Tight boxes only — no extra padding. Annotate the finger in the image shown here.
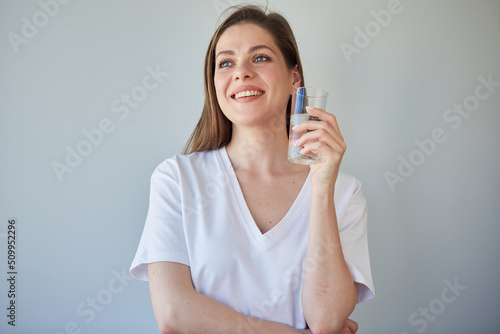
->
[292,113,342,146]
[295,126,344,146]
[345,319,359,333]
[293,121,337,145]
[336,322,351,334]
[306,107,344,140]
[295,128,346,154]
[300,137,346,162]
[292,111,336,135]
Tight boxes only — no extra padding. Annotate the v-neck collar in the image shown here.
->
[217,146,311,248]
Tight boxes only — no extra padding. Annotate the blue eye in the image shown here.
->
[255,55,269,62]
[218,60,232,68]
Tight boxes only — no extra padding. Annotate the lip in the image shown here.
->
[230,85,265,99]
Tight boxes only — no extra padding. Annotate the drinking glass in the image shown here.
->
[288,87,328,165]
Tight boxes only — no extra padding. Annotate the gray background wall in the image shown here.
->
[1,0,499,333]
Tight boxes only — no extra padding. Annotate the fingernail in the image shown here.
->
[306,106,314,112]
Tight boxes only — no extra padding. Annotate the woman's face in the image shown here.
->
[214,23,301,128]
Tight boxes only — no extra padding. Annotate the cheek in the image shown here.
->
[266,67,293,96]
[214,72,228,96]
[265,65,292,87]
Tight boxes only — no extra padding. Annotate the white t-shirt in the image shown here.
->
[130,147,374,329]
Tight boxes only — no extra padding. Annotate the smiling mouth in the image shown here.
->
[231,90,265,99]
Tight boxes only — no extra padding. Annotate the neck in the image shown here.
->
[226,123,304,175]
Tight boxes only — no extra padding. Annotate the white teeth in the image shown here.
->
[234,90,264,99]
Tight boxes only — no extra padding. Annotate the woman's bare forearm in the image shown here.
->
[295,107,357,333]
[301,186,357,334]
[148,262,308,334]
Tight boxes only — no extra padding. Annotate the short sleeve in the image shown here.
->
[129,161,189,281]
[338,178,375,303]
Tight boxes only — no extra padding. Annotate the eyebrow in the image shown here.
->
[215,45,276,59]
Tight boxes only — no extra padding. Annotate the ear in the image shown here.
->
[290,65,302,93]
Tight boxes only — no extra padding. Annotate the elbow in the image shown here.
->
[308,318,344,334]
[305,284,358,334]
[157,321,178,334]
[157,324,178,334]
[306,303,356,334]
[156,306,183,334]
[304,299,357,334]
[158,322,180,334]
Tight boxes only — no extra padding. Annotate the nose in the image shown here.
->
[234,62,254,81]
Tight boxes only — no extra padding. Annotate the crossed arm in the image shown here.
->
[149,262,310,334]
[148,262,358,334]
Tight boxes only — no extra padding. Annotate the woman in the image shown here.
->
[130,5,374,333]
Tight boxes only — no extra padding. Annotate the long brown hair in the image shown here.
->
[182,5,305,154]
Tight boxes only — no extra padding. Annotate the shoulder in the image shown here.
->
[151,149,222,183]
